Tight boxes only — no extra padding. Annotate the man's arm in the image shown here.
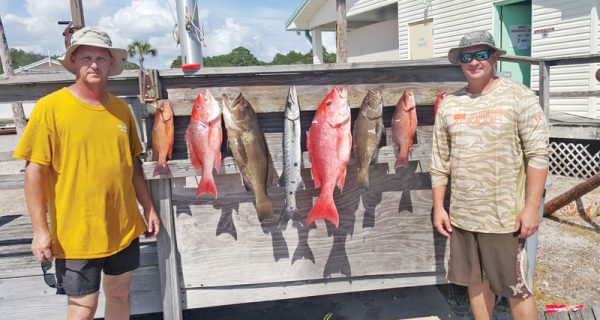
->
[132,157,160,237]
[24,162,53,262]
[513,166,547,239]
[432,185,452,237]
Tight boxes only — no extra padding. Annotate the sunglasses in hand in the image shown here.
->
[459,49,494,64]
[41,261,57,288]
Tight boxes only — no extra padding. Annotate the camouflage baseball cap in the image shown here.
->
[448,30,506,65]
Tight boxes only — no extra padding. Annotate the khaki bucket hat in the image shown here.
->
[58,27,128,76]
[447,30,506,65]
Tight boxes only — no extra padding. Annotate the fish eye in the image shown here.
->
[326,100,332,107]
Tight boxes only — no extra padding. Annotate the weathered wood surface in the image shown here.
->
[151,178,183,320]
[151,82,462,115]
[540,306,600,320]
[183,273,447,309]
[0,59,464,103]
[0,210,161,317]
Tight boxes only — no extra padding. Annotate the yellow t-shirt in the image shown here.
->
[13,88,148,259]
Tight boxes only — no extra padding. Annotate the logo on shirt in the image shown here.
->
[117,124,128,133]
[452,110,502,127]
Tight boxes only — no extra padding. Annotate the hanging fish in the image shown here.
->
[306,86,352,227]
[152,100,174,177]
[433,91,446,122]
[222,93,276,222]
[391,90,418,169]
[185,89,223,198]
[352,90,384,190]
[278,86,305,229]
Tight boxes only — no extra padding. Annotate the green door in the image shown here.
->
[498,0,532,87]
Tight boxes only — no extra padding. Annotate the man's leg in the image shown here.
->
[102,271,133,320]
[509,296,537,320]
[468,280,495,320]
[67,292,100,320]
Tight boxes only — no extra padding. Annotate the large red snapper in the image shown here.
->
[152,100,175,177]
[306,86,352,227]
[391,90,418,169]
[185,89,223,198]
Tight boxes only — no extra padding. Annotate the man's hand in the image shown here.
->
[144,208,160,238]
[31,230,53,262]
[513,205,540,239]
[433,207,453,237]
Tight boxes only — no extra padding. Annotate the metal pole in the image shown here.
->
[175,0,203,69]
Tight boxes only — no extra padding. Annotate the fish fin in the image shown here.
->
[152,148,158,161]
[395,156,409,169]
[230,135,248,164]
[266,151,278,185]
[298,178,306,190]
[306,194,339,227]
[255,198,275,222]
[213,149,222,174]
[277,205,296,231]
[357,166,370,190]
[186,133,203,171]
[241,176,252,191]
[153,163,172,177]
[278,174,285,187]
[197,174,217,199]
[312,168,321,188]
[337,166,347,192]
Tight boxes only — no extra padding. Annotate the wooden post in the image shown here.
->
[539,61,550,119]
[70,0,85,29]
[336,0,348,63]
[151,179,183,320]
[0,17,27,137]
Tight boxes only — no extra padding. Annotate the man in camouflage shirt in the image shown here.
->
[431,30,549,319]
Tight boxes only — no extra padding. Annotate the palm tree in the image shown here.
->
[127,40,157,70]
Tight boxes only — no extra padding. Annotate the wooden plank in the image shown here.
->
[543,311,572,320]
[574,307,596,320]
[0,265,161,319]
[0,151,15,162]
[174,162,446,288]
[0,173,25,190]
[0,70,140,103]
[544,53,600,66]
[592,305,600,320]
[154,82,463,115]
[151,178,183,320]
[539,61,550,120]
[182,273,447,309]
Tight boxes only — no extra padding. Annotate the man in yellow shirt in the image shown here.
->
[14,27,160,319]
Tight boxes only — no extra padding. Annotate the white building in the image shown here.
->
[286,0,600,119]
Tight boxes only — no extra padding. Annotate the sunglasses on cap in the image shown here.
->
[459,49,495,64]
[41,261,57,288]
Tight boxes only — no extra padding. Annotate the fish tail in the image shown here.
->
[395,145,410,169]
[277,206,299,231]
[357,166,370,190]
[256,197,275,222]
[395,157,409,169]
[197,174,218,198]
[153,163,172,177]
[306,194,339,227]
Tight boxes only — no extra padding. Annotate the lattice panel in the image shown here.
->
[550,142,600,179]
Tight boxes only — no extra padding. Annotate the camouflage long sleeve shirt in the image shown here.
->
[430,78,550,233]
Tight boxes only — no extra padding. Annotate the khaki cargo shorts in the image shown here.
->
[447,227,533,299]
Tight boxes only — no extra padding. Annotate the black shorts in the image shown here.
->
[54,238,140,296]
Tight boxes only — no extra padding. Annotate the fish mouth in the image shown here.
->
[335,86,348,99]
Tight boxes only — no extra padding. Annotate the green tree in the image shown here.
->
[126,41,157,70]
[171,56,182,68]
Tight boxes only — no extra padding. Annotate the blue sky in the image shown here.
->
[0,0,335,68]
